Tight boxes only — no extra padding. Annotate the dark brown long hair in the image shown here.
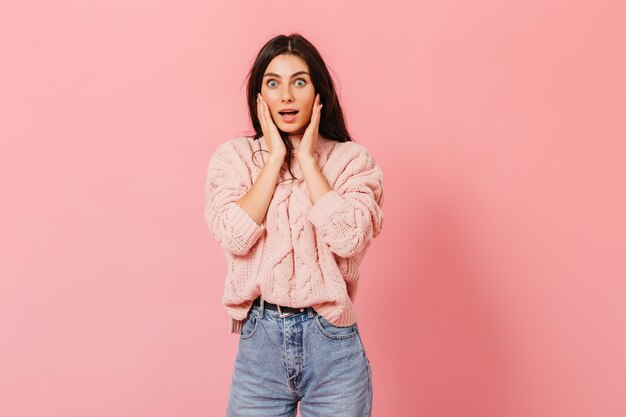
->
[244,33,353,180]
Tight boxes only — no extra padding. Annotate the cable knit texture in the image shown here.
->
[203,134,384,333]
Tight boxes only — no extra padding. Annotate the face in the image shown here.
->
[260,54,316,136]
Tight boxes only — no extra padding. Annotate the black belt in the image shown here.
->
[252,297,309,317]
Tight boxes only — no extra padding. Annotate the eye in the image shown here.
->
[267,80,278,88]
[295,79,306,87]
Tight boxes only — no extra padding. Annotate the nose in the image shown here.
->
[280,85,294,102]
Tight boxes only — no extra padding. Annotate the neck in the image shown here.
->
[288,134,303,151]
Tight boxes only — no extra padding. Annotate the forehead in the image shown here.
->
[264,54,309,76]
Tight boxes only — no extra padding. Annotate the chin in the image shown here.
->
[279,124,304,134]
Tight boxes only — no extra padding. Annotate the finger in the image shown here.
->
[311,94,317,117]
[314,96,322,126]
[263,99,276,129]
[256,93,262,121]
[262,98,271,124]
[257,94,267,133]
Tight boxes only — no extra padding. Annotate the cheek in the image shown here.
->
[261,96,278,113]
[260,89,278,104]
[304,104,314,120]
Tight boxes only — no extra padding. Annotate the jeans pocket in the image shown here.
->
[315,314,358,339]
[240,314,259,339]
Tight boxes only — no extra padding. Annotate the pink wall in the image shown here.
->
[1,1,625,416]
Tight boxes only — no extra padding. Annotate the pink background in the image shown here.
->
[1,1,625,416]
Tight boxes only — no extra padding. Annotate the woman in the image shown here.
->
[203,33,384,417]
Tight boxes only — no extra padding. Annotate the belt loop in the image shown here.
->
[307,307,316,319]
[259,297,265,318]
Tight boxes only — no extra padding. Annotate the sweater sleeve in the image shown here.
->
[203,140,265,256]
[307,145,384,258]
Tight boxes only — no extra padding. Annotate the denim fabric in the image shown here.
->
[226,298,373,417]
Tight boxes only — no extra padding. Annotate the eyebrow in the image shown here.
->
[263,71,310,79]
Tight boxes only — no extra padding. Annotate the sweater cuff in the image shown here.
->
[307,190,346,228]
[230,317,244,334]
[228,202,265,240]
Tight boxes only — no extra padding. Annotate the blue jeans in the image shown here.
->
[226,299,373,416]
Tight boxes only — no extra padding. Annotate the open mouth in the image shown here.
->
[278,110,299,123]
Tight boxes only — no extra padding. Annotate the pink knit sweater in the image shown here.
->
[203,134,384,333]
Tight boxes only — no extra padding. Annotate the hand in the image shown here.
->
[257,93,286,159]
[295,93,323,162]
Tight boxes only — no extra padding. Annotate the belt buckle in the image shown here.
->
[276,304,295,319]
[276,304,304,319]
